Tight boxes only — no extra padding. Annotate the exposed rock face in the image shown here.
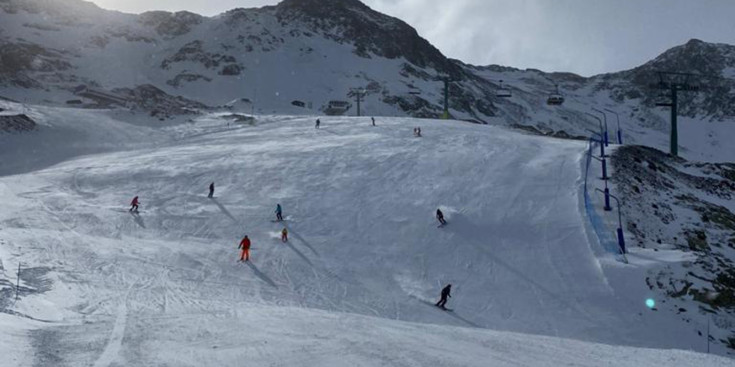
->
[0,41,72,88]
[166,73,212,88]
[612,145,735,351]
[0,114,36,133]
[593,39,735,119]
[161,41,237,70]
[275,0,458,74]
[139,11,204,37]
[111,84,207,117]
[219,64,243,76]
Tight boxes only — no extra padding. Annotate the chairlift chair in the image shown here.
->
[496,80,512,98]
[546,84,564,106]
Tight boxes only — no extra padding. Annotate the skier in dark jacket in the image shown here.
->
[275,203,283,222]
[436,208,446,226]
[129,196,140,212]
[315,119,321,129]
[208,182,215,198]
[435,284,452,309]
[371,117,375,126]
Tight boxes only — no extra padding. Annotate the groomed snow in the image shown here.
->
[0,104,731,365]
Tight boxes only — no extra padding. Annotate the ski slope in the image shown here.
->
[0,104,730,365]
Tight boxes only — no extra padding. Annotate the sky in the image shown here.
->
[89,0,735,77]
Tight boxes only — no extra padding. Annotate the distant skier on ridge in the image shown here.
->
[129,196,140,213]
[208,182,215,198]
[371,117,375,126]
[238,235,251,262]
[315,119,321,129]
[436,208,446,226]
[275,203,283,222]
[435,284,451,310]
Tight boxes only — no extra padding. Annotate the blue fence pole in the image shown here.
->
[604,187,612,211]
[617,227,626,254]
[595,188,626,255]
[592,108,609,147]
[604,108,622,145]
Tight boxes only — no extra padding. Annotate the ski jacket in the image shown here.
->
[436,210,444,219]
[441,285,451,298]
[239,237,251,249]
[282,228,288,235]
[275,205,282,214]
[131,197,139,205]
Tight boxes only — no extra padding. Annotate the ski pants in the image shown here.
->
[240,248,249,261]
[436,296,448,308]
[130,204,138,212]
[276,213,283,221]
[208,190,214,198]
[282,234,288,242]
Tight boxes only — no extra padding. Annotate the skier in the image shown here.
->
[435,284,452,310]
[371,117,375,126]
[436,208,446,226]
[315,119,321,129]
[275,203,283,222]
[281,228,288,242]
[208,182,215,198]
[238,235,251,262]
[129,196,140,213]
[414,127,422,137]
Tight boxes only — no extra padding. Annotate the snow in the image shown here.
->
[1,104,732,364]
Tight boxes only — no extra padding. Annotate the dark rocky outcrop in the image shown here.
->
[112,84,208,117]
[0,114,37,133]
[139,11,203,37]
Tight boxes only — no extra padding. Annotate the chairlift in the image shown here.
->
[546,84,564,106]
[496,80,511,98]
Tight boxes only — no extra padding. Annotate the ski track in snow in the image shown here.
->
[0,110,731,365]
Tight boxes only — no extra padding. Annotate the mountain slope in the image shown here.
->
[1,100,732,363]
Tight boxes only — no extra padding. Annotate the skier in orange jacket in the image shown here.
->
[281,228,288,242]
[238,235,251,262]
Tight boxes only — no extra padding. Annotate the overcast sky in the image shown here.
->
[89,0,735,76]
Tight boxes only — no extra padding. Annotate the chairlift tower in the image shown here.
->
[443,77,451,119]
[651,71,700,157]
[349,88,367,117]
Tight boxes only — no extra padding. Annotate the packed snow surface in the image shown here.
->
[0,104,731,365]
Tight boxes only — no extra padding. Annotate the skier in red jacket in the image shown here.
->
[129,196,140,212]
[238,235,251,262]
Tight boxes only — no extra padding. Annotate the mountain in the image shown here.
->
[1,0,735,153]
[0,0,499,121]
[592,39,735,119]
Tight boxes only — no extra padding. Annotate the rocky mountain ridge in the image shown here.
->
[0,0,733,142]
